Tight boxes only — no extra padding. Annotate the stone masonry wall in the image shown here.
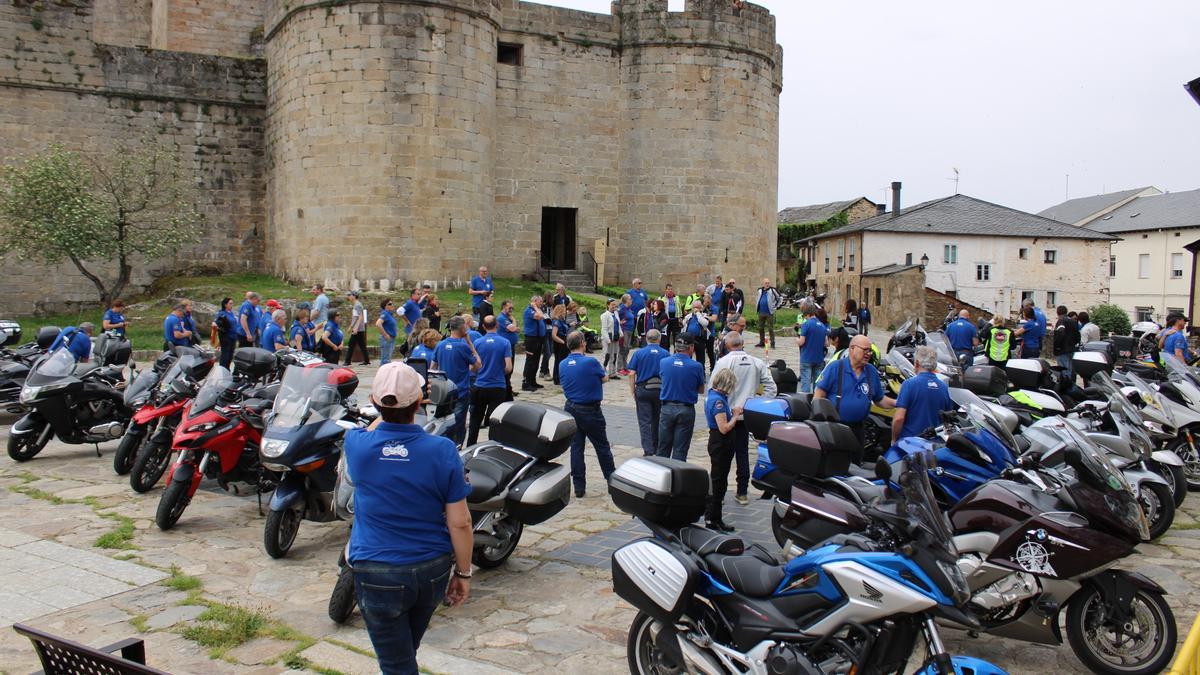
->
[159,0,266,57]
[92,0,150,47]
[0,0,266,315]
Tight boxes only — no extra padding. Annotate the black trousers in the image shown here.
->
[343,331,369,365]
[238,336,254,349]
[539,333,553,374]
[552,341,570,384]
[665,319,681,352]
[467,386,507,446]
[218,336,236,369]
[522,336,543,386]
[706,429,738,523]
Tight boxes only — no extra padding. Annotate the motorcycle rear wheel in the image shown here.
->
[328,567,357,624]
[112,423,146,475]
[156,476,192,531]
[1147,459,1187,507]
[1139,482,1175,540]
[1066,584,1175,675]
[1164,432,1200,490]
[130,443,172,493]
[7,419,52,462]
[627,612,684,675]
[472,519,523,568]
[264,506,303,559]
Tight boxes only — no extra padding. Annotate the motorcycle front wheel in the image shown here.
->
[1164,431,1200,490]
[156,473,193,531]
[472,519,523,568]
[328,566,357,624]
[7,417,52,462]
[1147,459,1187,507]
[112,423,146,475]
[130,442,172,493]
[627,612,684,675]
[1066,584,1176,675]
[264,505,303,559]
[1138,482,1175,540]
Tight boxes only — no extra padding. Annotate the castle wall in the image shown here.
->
[157,0,265,57]
[0,1,266,315]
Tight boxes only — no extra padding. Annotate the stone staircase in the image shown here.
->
[543,269,594,293]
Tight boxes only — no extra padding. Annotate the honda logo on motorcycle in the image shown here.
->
[860,580,883,603]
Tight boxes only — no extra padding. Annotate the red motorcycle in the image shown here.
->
[125,352,215,492]
[155,350,281,531]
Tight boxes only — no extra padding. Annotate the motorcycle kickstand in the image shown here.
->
[256,489,263,517]
[94,444,101,457]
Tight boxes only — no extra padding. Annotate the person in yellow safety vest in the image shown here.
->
[981,315,1013,368]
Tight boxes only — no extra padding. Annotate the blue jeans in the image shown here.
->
[353,554,452,675]
[634,385,662,456]
[656,402,696,461]
[799,362,822,393]
[1056,353,1074,383]
[565,401,616,493]
[449,394,470,446]
[379,336,396,365]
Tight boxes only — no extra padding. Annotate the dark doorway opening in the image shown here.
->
[541,207,577,270]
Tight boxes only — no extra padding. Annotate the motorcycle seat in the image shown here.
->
[703,552,787,597]
[679,526,745,556]
[464,447,526,502]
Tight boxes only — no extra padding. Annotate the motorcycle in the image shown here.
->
[884,318,926,359]
[10,346,132,462]
[1158,354,1200,488]
[609,452,1007,675]
[0,326,60,414]
[259,364,361,559]
[126,351,216,491]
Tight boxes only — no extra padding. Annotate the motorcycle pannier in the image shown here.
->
[612,538,699,624]
[505,462,571,525]
[767,421,854,478]
[233,347,277,380]
[487,402,575,461]
[962,365,1008,397]
[1004,358,1043,390]
[608,457,709,528]
[1072,350,1112,380]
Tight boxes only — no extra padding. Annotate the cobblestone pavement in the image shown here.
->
[0,331,1197,674]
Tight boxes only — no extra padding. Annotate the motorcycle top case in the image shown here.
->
[1004,358,1044,390]
[609,457,709,528]
[0,321,20,347]
[93,333,132,366]
[487,401,575,461]
[766,421,856,478]
[1071,350,1112,379]
[612,538,700,624]
[35,326,61,349]
[743,392,812,440]
[233,347,277,380]
[1109,335,1137,360]
[505,461,571,525]
[962,365,1008,397]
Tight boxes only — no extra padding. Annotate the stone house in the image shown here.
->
[799,192,1116,323]
[776,198,879,289]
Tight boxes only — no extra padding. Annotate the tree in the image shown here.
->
[1087,303,1132,337]
[0,139,203,306]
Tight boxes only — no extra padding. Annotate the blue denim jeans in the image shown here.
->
[656,402,696,461]
[633,385,662,456]
[799,362,823,393]
[352,553,452,675]
[379,336,396,365]
[1056,353,1074,384]
[565,401,616,493]
[449,394,470,446]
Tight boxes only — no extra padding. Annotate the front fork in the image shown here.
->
[923,617,955,675]
[169,449,209,499]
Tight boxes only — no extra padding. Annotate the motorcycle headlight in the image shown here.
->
[261,439,290,459]
[19,386,40,404]
[937,558,971,606]
[186,421,219,434]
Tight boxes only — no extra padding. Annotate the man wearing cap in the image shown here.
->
[656,334,707,461]
[627,329,668,456]
[343,291,370,366]
[432,316,482,447]
[236,292,261,348]
[255,299,280,347]
[559,331,616,498]
[468,266,494,321]
[466,315,512,446]
[345,361,474,674]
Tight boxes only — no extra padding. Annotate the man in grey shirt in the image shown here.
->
[708,331,776,505]
[344,290,369,366]
[311,284,330,327]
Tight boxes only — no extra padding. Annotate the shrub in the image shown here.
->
[1087,303,1131,337]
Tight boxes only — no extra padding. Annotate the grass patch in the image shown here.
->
[179,602,268,657]
[10,482,66,504]
[162,564,202,592]
[325,637,375,658]
[281,654,345,675]
[129,613,150,633]
[94,511,137,550]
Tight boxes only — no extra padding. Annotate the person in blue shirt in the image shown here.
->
[102,299,128,337]
[549,305,572,385]
[617,294,636,373]
[559,331,616,497]
[468,266,494,318]
[708,276,726,328]
[1163,314,1192,364]
[1015,306,1042,358]
[310,284,330,327]
[704,368,741,533]
[656,334,707,461]
[521,295,547,391]
[627,278,649,322]
[214,297,238,368]
[345,361,473,674]
[290,307,316,352]
[320,309,345,364]
[627,329,669,456]
[814,335,895,445]
[163,304,193,349]
[50,323,95,362]
[411,329,440,363]
[892,345,954,443]
[432,317,482,447]
[945,309,979,368]
[375,299,399,365]
[795,303,829,393]
[261,309,288,352]
[256,299,280,347]
[401,288,424,337]
[236,293,261,348]
[466,316,513,446]
[180,299,200,347]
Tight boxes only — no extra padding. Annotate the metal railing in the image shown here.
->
[581,251,599,293]
[1170,611,1200,674]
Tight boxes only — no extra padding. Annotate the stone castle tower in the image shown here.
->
[0,0,780,311]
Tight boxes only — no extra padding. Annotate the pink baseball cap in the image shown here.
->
[371,362,425,408]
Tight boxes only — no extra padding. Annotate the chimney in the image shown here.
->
[890,181,902,218]
[875,203,886,216]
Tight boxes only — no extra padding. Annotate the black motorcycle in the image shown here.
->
[0,326,60,414]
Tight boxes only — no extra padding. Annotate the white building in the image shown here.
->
[1040,188,1200,324]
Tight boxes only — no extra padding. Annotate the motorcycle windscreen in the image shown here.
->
[271,365,343,428]
[124,368,158,406]
[31,349,76,381]
[192,366,233,414]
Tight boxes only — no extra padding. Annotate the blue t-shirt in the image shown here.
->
[946,319,977,351]
[401,299,422,334]
[262,322,287,351]
[664,296,678,317]
[289,321,309,351]
[433,337,475,398]
[1034,307,1047,333]
[815,358,883,424]
[469,275,494,309]
[163,314,190,346]
[103,309,126,336]
[379,309,398,340]
[497,312,520,347]
[552,318,570,340]
[346,422,471,566]
[236,301,257,339]
[685,314,706,338]
[559,353,606,404]
[895,371,954,440]
[256,311,272,346]
[711,287,725,314]
[628,288,649,314]
[799,317,828,364]
[1164,331,1192,361]
[523,305,546,337]
[1022,318,1042,350]
[325,319,344,347]
[474,334,512,389]
[216,309,237,338]
[411,343,433,362]
[618,305,635,333]
[468,329,483,343]
[312,294,330,324]
[659,354,706,404]
[627,345,668,384]
[51,327,92,362]
[705,389,731,430]
[757,291,771,314]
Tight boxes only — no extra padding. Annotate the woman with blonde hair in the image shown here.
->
[550,304,571,385]
[704,368,742,533]
[411,328,442,362]
[406,318,430,355]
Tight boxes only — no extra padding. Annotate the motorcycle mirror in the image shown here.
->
[874,458,892,481]
[1063,448,1083,470]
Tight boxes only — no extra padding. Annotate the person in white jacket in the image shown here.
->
[708,331,777,505]
[600,298,624,378]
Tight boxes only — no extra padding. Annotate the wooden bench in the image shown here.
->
[12,623,169,675]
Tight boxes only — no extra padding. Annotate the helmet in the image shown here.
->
[326,366,359,398]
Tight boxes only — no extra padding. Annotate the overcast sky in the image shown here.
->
[540,0,1200,214]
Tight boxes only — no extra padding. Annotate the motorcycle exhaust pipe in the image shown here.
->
[89,421,125,439]
[473,532,501,548]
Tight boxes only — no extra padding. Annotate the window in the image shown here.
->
[1043,249,1057,264]
[1046,291,1057,307]
[976,264,990,281]
[845,285,852,305]
[1019,248,1028,260]
[836,240,845,272]
[1021,290,1034,303]
[823,242,830,274]
[1136,307,1154,323]
[1172,253,1184,278]
[1109,255,1116,278]
[848,239,857,272]
[875,287,882,306]
[1138,254,1150,279]
[497,42,523,66]
[943,244,957,264]
[905,252,913,265]
[1169,307,1185,317]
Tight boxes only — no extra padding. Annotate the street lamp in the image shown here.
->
[920,253,929,267]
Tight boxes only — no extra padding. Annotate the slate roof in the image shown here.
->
[1080,188,1200,234]
[1036,187,1156,225]
[797,194,1116,244]
[778,198,872,225]
[861,263,922,277]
